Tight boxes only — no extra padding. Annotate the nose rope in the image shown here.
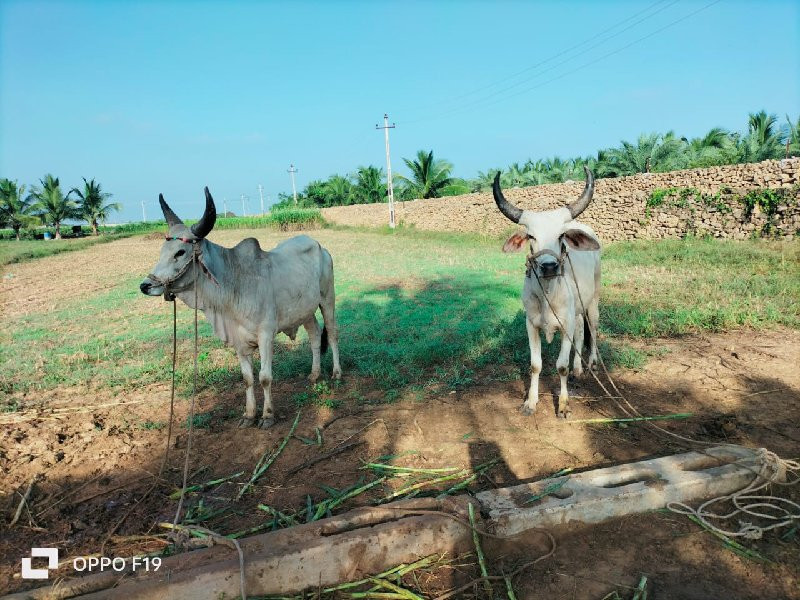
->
[526,247,566,279]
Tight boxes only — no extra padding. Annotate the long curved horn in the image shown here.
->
[566,167,595,219]
[191,187,217,238]
[492,172,522,223]
[159,194,184,227]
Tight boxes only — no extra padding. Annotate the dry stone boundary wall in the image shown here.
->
[321,158,800,241]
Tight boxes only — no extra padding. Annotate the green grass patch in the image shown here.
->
[1,232,797,403]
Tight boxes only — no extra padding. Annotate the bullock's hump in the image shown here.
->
[232,237,266,259]
[272,234,321,256]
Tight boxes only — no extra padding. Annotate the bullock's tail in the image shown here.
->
[321,325,329,355]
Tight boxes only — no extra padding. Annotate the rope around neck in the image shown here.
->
[529,251,800,541]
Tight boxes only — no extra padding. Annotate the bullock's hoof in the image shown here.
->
[332,368,342,381]
[238,417,255,428]
[520,403,536,417]
[557,398,572,419]
[258,417,275,430]
[572,365,584,378]
[308,371,320,383]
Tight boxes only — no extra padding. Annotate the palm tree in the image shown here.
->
[352,166,385,204]
[0,179,36,240]
[30,174,78,239]
[70,178,120,235]
[735,111,785,163]
[471,168,503,192]
[303,180,329,207]
[681,127,737,168]
[785,114,800,157]
[324,175,354,206]
[596,132,685,177]
[395,150,453,199]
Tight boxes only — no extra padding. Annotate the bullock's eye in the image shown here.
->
[174,249,186,259]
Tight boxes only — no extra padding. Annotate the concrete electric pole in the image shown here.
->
[376,114,396,228]
[288,164,298,204]
[258,184,265,214]
[141,200,146,222]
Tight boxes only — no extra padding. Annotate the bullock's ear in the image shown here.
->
[502,231,528,253]
[563,228,600,251]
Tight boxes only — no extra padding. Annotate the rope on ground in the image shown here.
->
[667,448,800,539]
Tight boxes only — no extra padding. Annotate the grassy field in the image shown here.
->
[1,229,798,409]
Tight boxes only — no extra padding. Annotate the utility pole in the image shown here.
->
[258,184,265,214]
[376,113,396,228]
[223,197,228,217]
[141,200,146,222]
[240,194,248,217]
[287,164,298,204]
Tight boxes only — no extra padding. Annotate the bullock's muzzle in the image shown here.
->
[526,249,565,280]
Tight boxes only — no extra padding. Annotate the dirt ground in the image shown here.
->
[1,238,799,598]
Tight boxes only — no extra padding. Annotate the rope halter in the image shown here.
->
[147,237,218,301]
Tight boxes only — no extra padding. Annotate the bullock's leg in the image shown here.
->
[521,318,541,416]
[556,321,575,418]
[572,314,585,377]
[305,317,322,383]
[257,333,276,429]
[319,301,342,380]
[586,299,600,372]
[237,351,257,428]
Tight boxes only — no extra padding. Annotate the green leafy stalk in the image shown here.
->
[469,502,493,597]
[169,471,244,500]
[686,515,772,563]
[379,470,469,503]
[566,413,692,425]
[237,410,301,500]
[257,504,298,527]
[363,463,462,475]
[311,477,388,521]
[631,574,648,600]
[524,477,570,505]
[504,572,518,600]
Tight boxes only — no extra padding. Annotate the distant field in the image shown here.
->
[1,228,797,408]
[0,209,324,267]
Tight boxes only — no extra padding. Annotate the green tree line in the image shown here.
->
[0,174,119,240]
[275,110,800,208]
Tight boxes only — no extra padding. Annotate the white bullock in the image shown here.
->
[140,189,341,428]
[494,169,601,418]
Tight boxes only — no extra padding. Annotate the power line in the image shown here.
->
[376,114,397,229]
[404,0,721,125]
[403,0,673,119]
[405,0,681,123]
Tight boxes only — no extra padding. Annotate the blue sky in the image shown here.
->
[1,0,798,223]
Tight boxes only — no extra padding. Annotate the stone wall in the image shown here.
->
[322,158,800,241]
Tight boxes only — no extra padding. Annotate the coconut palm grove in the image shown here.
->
[1,110,798,232]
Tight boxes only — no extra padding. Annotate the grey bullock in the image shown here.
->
[140,189,341,428]
[494,169,601,418]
